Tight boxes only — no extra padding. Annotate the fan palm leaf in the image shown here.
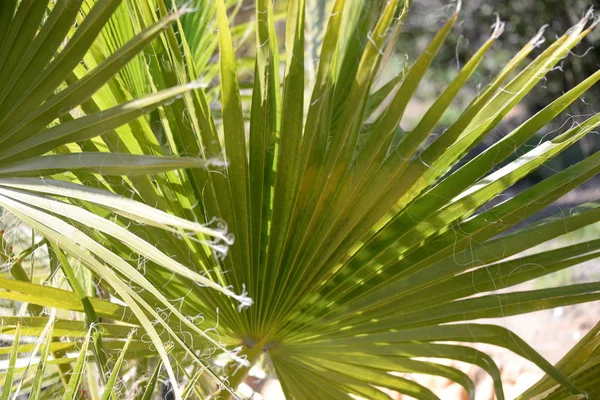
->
[3,0,600,399]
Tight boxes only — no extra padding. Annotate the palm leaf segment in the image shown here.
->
[0,0,250,397]
[215,1,600,399]
[3,0,600,399]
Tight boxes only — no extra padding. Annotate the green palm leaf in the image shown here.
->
[0,1,248,398]
[2,0,600,399]
[204,2,600,399]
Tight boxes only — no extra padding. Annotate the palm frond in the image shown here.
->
[3,0,600,399]
[0,1,250,398]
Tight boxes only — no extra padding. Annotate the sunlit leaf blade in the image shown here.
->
[1,321,21,400]
[63,328,92,400]
[6,8,185,139]
[0,81,203,163]
[139,361,162,400]
[14,310,56,399]
[0,276,131,322]
[100,330,134,400]
[0,153,224,177]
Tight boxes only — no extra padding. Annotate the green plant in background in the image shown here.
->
[3,0,600,399]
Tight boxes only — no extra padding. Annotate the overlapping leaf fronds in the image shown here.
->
[3,0,600,399]
[210,0,600,398]
[0,0,251,398]
[520,319,600,400]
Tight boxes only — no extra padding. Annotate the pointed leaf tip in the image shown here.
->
[491,14,505,39]
[456,0,462,14]
[530,24,549,47]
